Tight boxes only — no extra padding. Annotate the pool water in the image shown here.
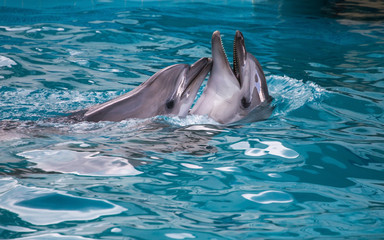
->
[1,0,384,239]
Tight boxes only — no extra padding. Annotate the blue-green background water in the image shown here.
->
[1,0,384,239]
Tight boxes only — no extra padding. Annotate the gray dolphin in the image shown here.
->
[73,57,212,122]
[190,31,272,124]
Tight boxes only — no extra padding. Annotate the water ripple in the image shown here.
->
[0,178,126,225]
[0,1,383,239]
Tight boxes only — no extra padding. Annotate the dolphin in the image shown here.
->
[190,30,272,124]
[70,57,212,122]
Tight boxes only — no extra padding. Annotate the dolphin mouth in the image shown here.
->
[183,57,212,97]
[212,30,245,87]
[233,30,245,84]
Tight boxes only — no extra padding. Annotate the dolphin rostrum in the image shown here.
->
[190,31,272,124]
[72,57,212,122]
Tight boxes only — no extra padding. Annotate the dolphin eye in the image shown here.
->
[241,97,251,108]
[166,100,175,109]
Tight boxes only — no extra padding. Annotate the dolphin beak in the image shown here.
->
[211,31,241,88]
[233,30,246,85]
[183,57,212,98]
[211,31,232,73]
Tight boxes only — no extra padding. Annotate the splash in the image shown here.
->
[161,115,220,127]
[268,75,327,116]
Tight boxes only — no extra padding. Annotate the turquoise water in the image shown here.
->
[1,0,384,239]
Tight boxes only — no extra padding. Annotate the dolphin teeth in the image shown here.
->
[220,35,229,65]
[233,39,239,80]
[219,32,239,83]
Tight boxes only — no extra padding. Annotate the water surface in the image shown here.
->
[1,0,384,239]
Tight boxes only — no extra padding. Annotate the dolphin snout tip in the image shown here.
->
[235,30,244,39]
[212,30,221,39]
[211,31,223,46]
[193,57,212,67]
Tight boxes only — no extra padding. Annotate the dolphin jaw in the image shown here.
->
[233,40,240,81]
[181,57,212,99]
[211,31,232,74]
[211,30,247,89]
[233,30,246,86]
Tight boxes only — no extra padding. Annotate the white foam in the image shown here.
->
[165,115,219,126]
[185,125,215,131]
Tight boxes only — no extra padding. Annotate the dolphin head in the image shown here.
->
[167,57,213,117]
[191,30,271,124]
[83,57,212,122]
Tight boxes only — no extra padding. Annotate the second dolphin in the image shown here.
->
[191,31,272,124]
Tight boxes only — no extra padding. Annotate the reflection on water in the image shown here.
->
[18,148,143,176]
[165,233,196,240]
[271,0,384,21]
[242,190,293,204]
[230,139,299,159]
[0,178,126,225]
[325,0,384,21]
